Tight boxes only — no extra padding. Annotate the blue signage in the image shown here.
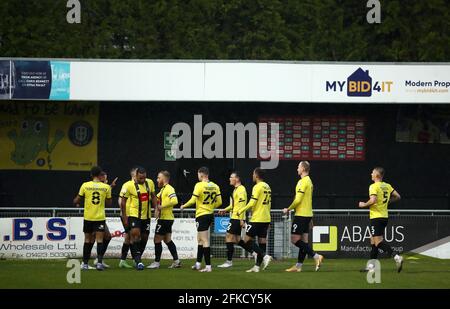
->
[214,217,230,234]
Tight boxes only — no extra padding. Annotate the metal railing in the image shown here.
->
[1,207,449,259]
[1,206,449,217]
[1,192,449,210]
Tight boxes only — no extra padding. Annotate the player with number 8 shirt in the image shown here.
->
[73,166,112,271]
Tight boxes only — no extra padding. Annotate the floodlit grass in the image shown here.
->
[0,254,449,289]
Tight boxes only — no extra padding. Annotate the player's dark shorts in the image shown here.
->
[246,222,270,238]
[155,219,174,235]
[83,220,106,233]
[128,217,151,234]
[291,216,312,235]
[121,216,130,233]
[227,219,243,236]
[370,218,388,237]
[196,214,214,232]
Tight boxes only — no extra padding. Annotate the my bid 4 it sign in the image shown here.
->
[326,67,393,97]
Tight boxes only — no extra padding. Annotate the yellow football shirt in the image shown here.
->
[184,181,222,218]
[122,178,156,219]
[224,185,247,220]
[119,180,133,216]
[288,176,313,217]
[369,181,394,219]
[241,181,271,223]
[157,184,178,220]
[78,180,111,221]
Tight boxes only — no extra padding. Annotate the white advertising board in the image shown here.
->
[0,217,197,259]
[1,59,449,103]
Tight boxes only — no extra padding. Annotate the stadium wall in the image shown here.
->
[0,102,448,209]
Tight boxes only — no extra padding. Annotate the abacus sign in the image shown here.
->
[258,116,365,161]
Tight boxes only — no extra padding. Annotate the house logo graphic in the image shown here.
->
[312,226,338,251]
[347,68,372,97]
[325,67,393,97]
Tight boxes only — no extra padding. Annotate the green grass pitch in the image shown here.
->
[0,254,449,289]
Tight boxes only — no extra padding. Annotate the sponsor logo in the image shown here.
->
[312,225,405,253]
[139,192,149,202]
[1,218,76,242]
[214,217,230,234]
[312,226,338,251]
[326,68,393,97]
